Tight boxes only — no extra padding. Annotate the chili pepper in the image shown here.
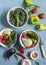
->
[19,48,24,54]
[16,52,26,59]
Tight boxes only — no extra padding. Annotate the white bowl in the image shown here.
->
[0,28,17,48]
[21,59,32,65]
[7,7,29,28]
[19,29,40,49]
[30,51,39,60]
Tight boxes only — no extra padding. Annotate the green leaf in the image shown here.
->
[26,52,30,57]
[27,31,38,40]
[14,54,18,60]
[28,11,32,16]
[35,62,39,65]
[31,5,40,8]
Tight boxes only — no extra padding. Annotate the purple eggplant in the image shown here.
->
[6,48,16,59]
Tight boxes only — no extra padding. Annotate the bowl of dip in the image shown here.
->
[30,51,39,60]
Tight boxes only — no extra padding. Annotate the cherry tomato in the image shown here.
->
[32,8,38,14]
[3,34,9,40]
[0,36,3,40]
[1,39,6,44]
[39,13,45,19]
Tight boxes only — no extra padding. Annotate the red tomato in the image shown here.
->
[3,34,9,40]
[0,36,3,40]
[1,39,6,44]
[39,13,45,19]
[32,8,38,14]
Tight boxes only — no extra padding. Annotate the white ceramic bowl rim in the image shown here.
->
[7,7,29,28]
[21,59,32,65]
[19,29,40,49]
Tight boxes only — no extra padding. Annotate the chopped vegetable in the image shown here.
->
[30,16,40,24]
[21,34,27,41]
[0,34,9,44]
[3,34,9,40]
[0,36,3,40]
[1,39,6,44]
[36,24,46,30]
[23,38,32,48]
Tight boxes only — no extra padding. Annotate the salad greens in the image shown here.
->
[35,62,39,65]
[27,31,38,40]
[6,31,17,48]
[9,8,26,27]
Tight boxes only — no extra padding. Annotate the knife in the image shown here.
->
[39,37,46,58]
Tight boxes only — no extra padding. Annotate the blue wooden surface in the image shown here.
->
[0,0,46,65]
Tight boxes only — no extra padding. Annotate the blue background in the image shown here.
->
[0,0,46,65]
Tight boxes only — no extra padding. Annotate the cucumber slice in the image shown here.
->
[23,38,32,47]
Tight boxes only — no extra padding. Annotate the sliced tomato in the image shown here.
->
[3,34,9,40]
[0,36,3,40]
[1,39,6,44]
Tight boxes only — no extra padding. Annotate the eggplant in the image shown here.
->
[6,48,16,59]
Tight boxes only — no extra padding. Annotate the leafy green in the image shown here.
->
[14,54,18,60]
[31,5,40,8]
[26,52,30,57]
[28,11,32,16]
[9,8,26,27]
[6,31,17,48]
[35,62,39,65]
[27,31,38,40]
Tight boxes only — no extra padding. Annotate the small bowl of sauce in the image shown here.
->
[30,51,39,60]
